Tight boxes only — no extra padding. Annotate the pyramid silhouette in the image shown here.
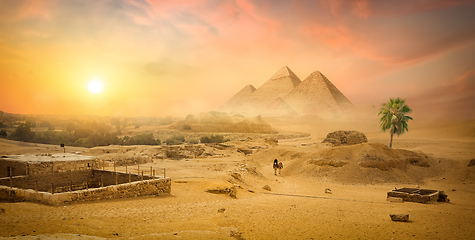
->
[251,66,301,101]
[220,66,355,118]
[220,84,256,113]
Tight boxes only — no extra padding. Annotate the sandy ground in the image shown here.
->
[1,118,474,239]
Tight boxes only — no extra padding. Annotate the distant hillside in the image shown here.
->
[169,111,277,133]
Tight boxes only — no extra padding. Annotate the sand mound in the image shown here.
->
[169,111,276,133]
[249,143,437,184]
[321,130,368,146]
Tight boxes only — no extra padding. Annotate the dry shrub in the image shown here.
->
[309,159,348,167]
[359,160,402,171]
[264,137,278,145]
[406,158,430,167]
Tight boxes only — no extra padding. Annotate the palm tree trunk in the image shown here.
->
[389,128,394,148]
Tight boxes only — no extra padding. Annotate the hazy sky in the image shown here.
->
[1,0,474,119]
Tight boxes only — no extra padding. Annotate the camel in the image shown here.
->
[278,161,283,175]
[273,159,283,176]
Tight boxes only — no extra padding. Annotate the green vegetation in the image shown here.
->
[165,135,185,145]
[200,135,229,144]
[378,97,413,148]
[6,119,161,148]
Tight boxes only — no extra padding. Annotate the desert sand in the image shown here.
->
[1,117,474,239]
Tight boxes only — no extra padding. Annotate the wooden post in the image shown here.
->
[102,160,105,170]
[153,169,155,180]
[129,172,131,183]
[137,165,140,175]
[51,183,54,194]
[35,181,38,192]
[150,166,152,177]
[115,172,118,185]
[9,168,12,188]
[125,165,128,173]
[164,168,166,178]
[114,161,116,172]
[141,170,144,181]
[26,164,28,175]
[86,178,88,190]
[70,180,72,191]
[101,175,104,187]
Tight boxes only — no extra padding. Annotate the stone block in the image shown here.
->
[390,213,409,222]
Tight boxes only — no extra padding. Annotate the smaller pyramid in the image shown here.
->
[220,85,256,113]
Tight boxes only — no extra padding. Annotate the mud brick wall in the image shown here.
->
[0,159,102,178]
[0,177,171,205]
[0,160,27,177]
[27,160,101,175]
[387,190,439,204]
[0,170,151,193]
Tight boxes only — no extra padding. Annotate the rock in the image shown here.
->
[231,172,242,181]
[387,197,403,202]
[321,131,368,146]
[217,208,226,213]
[229,187,237,199]
[438,191,450,203]
[390,213,409,222]
[468,159,475,167]
[0,208,5,213]
[325,188,332,194]
[262,185,271,191]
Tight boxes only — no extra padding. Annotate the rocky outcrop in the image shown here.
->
[321,131,368,146]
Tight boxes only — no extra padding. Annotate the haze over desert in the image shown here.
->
[1,1,475,239]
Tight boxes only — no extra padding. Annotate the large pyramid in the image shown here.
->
[220,66,301,117]
[283,71,356,118]
[250,66,301,101]
[220,66,355,118]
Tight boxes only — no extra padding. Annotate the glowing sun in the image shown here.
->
[88,79,103,94]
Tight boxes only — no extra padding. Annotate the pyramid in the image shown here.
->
[250,66,301,101]
[220,67,356,118]
[220,84,256,113]
[220,66,301,117]
[283,71,356,117]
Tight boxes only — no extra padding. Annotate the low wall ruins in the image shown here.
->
[0,170,171,205]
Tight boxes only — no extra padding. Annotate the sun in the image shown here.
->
[88,79,103,94]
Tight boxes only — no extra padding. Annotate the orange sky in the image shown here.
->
[1,0,474,119]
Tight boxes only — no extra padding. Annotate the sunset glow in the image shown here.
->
[0,1,474,119]
[88,79,103,94]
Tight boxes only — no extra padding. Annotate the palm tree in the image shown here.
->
[378,97,413,148]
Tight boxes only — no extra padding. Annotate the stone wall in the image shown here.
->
[0,170,152,193]
[0,177,171,205]
[0,160,27,177]
[0,159,102,178]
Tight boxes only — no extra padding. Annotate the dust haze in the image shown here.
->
[1,65,475,239]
